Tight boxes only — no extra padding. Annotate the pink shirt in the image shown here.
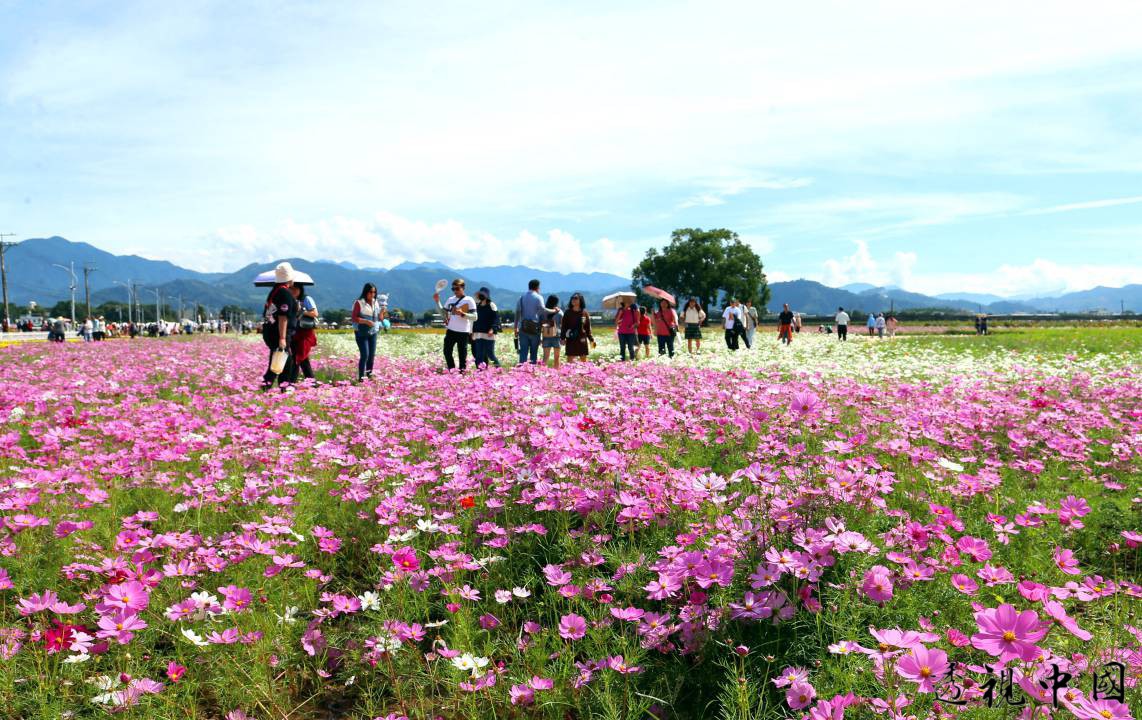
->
[653,308,678,336]
[616,307,638,334]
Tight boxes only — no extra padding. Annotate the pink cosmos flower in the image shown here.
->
[895,645,950,693]
[951,574,978,595]
[1042,600,1092,641]
[861,566,894,604]
[218,585,252,612]
[391,547,419,572]
[104,580,150,612]
[970,604,1047,662]
[1070,698,1132,720]
[167,662,186,682]
[786,681,817,710]
[509,684,535,706]
[1053,547,1081,575]
[558,613,587,640]
[96,611,147,644]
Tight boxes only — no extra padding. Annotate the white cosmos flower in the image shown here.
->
[358,592,381,611]
[512,587,531,598]
[937,457,965,472]
[181,628,209,646]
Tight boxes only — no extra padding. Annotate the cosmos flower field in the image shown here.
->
[0,332,1138,720]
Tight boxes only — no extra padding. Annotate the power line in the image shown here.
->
[0,233,16,330]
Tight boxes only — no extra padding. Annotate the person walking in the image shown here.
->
[980,314,989,335]
[615,298,640,361]
[886,314,898,338]
[261,262,299,390]
[541,294,564,369]
[471,287,502,368]
[875,312,886,339]
[744,300,759,347]
[351,283,381,381]
[682,298,706,354]
[834,307,849,341]
[653,299,679,357]
[515,279,545,365]
[561,292,596,363]
[81,316,93,342]
[290,284,318,382]
[777,303,795,345]
[637,306,652,359]
[866,313,877,337]
[722,299,742,350]
[435,278,477,372]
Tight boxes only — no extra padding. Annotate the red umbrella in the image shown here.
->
[641,285,676,306]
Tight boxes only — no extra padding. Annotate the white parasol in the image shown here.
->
[601,291,637,309]
[253,269,314,287]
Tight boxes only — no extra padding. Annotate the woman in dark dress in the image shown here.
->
[561,293,595,363]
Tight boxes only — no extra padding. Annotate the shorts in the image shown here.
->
[637,334,651,345]
[542,336,562,349]
[685,323,702,340]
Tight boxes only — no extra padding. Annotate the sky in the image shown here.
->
[2,0,1141,297]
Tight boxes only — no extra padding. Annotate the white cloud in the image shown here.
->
[820,240,917,288]
[678,175,812,209]
[1024,195,1142,215]
[146,212,634,276]
[915,259,1142,298]
[767,192,1028,236]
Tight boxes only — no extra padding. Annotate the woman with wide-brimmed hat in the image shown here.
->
[261,262,299,390]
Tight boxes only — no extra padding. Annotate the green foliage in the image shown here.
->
[632,228,771,312]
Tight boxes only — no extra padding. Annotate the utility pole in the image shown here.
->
[113,280,133,325]
[132,282,143,323]
[52,261,77,325]
[150,288,162,324]
[82,264,97,319]
[0,233,17,331]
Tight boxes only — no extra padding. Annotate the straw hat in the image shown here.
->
[274,262,296,284]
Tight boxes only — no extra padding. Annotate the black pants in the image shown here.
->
[837,324,847,341]
[288,358,314,383]
[444,329,470,371]
[657,334,675,357]
[263,347,295,388]
[724,328,739,350]
[738,325,750,349]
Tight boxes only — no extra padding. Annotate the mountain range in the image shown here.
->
[7,237,1140,317]
[7,237,632,316]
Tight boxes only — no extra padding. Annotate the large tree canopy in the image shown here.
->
[631,228,770,312]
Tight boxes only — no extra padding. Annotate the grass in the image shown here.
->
[0,328,1137,719]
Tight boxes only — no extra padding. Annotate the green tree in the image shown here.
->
[631,228,770,312]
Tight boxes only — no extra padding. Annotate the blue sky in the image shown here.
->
[2,0,1141,296]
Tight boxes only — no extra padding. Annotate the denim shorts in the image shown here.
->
[542,336,562,349]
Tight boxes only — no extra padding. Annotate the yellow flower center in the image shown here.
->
[920,666,931,677]
[1100,712,1112,719]
[1002,631,1016,642]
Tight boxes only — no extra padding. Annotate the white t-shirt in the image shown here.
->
[835,311,849,325]
[443,294,476,333]
[722,306,740,329]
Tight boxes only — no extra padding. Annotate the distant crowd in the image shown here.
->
[250,263,926,389]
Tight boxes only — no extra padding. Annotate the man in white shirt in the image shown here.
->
[434,278,477,371]
[722,299,743,351]
[834,306,849,341]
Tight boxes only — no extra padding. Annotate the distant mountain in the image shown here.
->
[16,237,628,315]
[14,237,1139,317]
[767,280,1045,315]
[7,236,220,306]
[935,291,1007,305]
[1025,285,1142,313]
[391,260,451,272]
[454,265,630,294]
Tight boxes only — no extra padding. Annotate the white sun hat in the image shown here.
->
[274,261,296,284]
